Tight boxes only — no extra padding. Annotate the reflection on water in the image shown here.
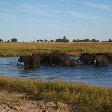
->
[0,57,112,87]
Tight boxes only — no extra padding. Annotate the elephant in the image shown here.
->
[59,59,78,67]
[106,53,112,63]
[17,51,79,68]
[17,56,25,66]
[17,54,41,69]
[78,53,95,65]
[39,51,67,66]
[17,52,66,67]
[39,51,79,67]
[79,53,109,66]
[94,54,109,66]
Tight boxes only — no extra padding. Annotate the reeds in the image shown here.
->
[0,76,112,112]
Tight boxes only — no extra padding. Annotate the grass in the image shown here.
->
[0,42,112,56]
[0,76,112,112]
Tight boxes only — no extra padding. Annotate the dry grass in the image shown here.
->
[0,42,112,56]
[0,76,112,112]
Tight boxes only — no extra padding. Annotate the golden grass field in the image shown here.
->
[0,42,112,56]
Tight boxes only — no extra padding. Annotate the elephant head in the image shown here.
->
[78,53,95,65]
[94,55,109,66]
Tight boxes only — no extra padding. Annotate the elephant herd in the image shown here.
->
[17,51,112,69]
[17,51,78,69]
[78,53,112,66]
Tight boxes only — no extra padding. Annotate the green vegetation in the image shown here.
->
[0,76,112,112]
[0,42,112,56]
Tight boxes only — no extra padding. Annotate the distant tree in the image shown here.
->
[44,39,48,42]
[0,39,3,42]
[109,39,112,42]
[39,39,44,42]
[55,36,69,42]
[77,39,80,42]
[55,38,62,42]
[72,39,77,42]
[72,38,99,42]
[63,36,66,41]
[50,40,54,42]
[96,39,98,42]
[11,38,17,42]
[63,35,69,42]
[92,39,96,42]
[84,39,89,42]
[7,40,10,42]
[91,39,99,42]
[37,40,40,42]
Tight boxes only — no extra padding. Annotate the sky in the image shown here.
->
[0,0,112,42]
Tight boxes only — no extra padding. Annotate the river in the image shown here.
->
[0,57,112,87]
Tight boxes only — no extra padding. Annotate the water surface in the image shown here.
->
[0,57,112,87]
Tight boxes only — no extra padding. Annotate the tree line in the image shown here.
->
[36,36,112,42]
[0,36,112,42]
[0,38,17,42]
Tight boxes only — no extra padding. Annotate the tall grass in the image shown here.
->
[0,76,112,112]
[0,42,112,56]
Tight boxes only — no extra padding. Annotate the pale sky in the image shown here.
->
[0,0,112,42]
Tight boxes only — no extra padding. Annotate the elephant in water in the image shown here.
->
[79,53,109,66]
[17,54,41,69]
[39,52,67,66]
[17,51,79,68]
[78,53,95,65]
[94,55,109,66]
[60,59,78,67]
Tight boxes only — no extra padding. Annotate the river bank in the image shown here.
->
[0,90,71,112]
[0,76,112,112]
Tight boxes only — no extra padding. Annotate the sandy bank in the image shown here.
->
[0,90,72,112]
